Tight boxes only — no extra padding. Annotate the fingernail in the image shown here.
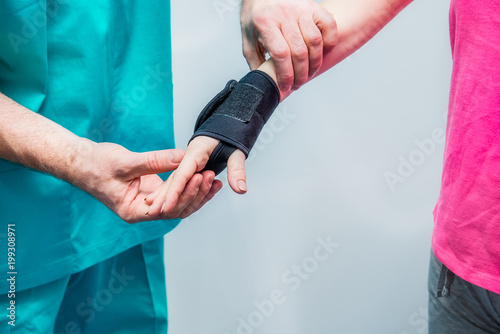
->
[168,150,183,163]
[237,180,247,192]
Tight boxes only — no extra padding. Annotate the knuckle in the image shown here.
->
[146,152,162,172]
[321,14,333,26]
[200,180,211,192]
[318,7,336,25]
[310,56,322,69]
[292,45,308,60]
[271,47,290,61]
[324,37,337,50]
[280,74,293,85]
[326,14,337,27]
[330,19,338,31]
[176,173,190,187]
[198,154,209,169]
[307,33,323,48]
[294,77,307,88]
[280,73,294,85]
[189,184,200,197]
[243,46,252,59]
[294,74,308,86]
[230,165,246,176]
[253,13,271,28]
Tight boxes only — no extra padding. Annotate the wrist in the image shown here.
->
[190,70,280,175]
[58,137,99,192]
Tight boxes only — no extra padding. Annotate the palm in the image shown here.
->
[87,141,222,224]
[91,143,172,223]
[114,173,165,223]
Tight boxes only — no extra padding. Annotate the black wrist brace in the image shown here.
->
[190,70,280,175]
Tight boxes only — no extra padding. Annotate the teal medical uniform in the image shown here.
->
[0,0,179,331]
[3,238,168,333]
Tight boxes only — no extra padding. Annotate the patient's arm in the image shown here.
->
[144,0,413,217]
[262,0,413,100]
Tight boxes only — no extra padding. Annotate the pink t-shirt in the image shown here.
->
[433,0,500,294]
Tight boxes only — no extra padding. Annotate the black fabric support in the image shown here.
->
[191,70,280,175]
[213,83,263,122]
[194,80,237,130]
[203,143,237,175]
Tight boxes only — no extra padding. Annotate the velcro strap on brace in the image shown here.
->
[190,70,280,175]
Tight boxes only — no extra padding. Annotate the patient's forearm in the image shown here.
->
[258,0,413,100]
[187,0,413,175]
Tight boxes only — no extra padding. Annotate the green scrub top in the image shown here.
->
[0,0,180,292]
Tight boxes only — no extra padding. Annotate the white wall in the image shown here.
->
[166,0,452,333]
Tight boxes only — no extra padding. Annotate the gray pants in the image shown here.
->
[428,250,500,333]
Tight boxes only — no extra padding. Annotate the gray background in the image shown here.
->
[166,0,452,333]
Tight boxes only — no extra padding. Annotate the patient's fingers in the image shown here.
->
[146,177,173,217]
[179,179,223,219]
[161,155,200,213]
[144,176,172,206]
[168,171,214,218]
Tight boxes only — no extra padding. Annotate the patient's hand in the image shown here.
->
[145,136,247,219]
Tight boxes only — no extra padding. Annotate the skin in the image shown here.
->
[0,93,222,223]
[0,0,411,222]
[146,0,413,216]
[241,0,339,92]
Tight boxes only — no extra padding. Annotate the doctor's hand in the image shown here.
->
[80,142,220,223]
[241,0,338,92]
[144,136,247,219]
